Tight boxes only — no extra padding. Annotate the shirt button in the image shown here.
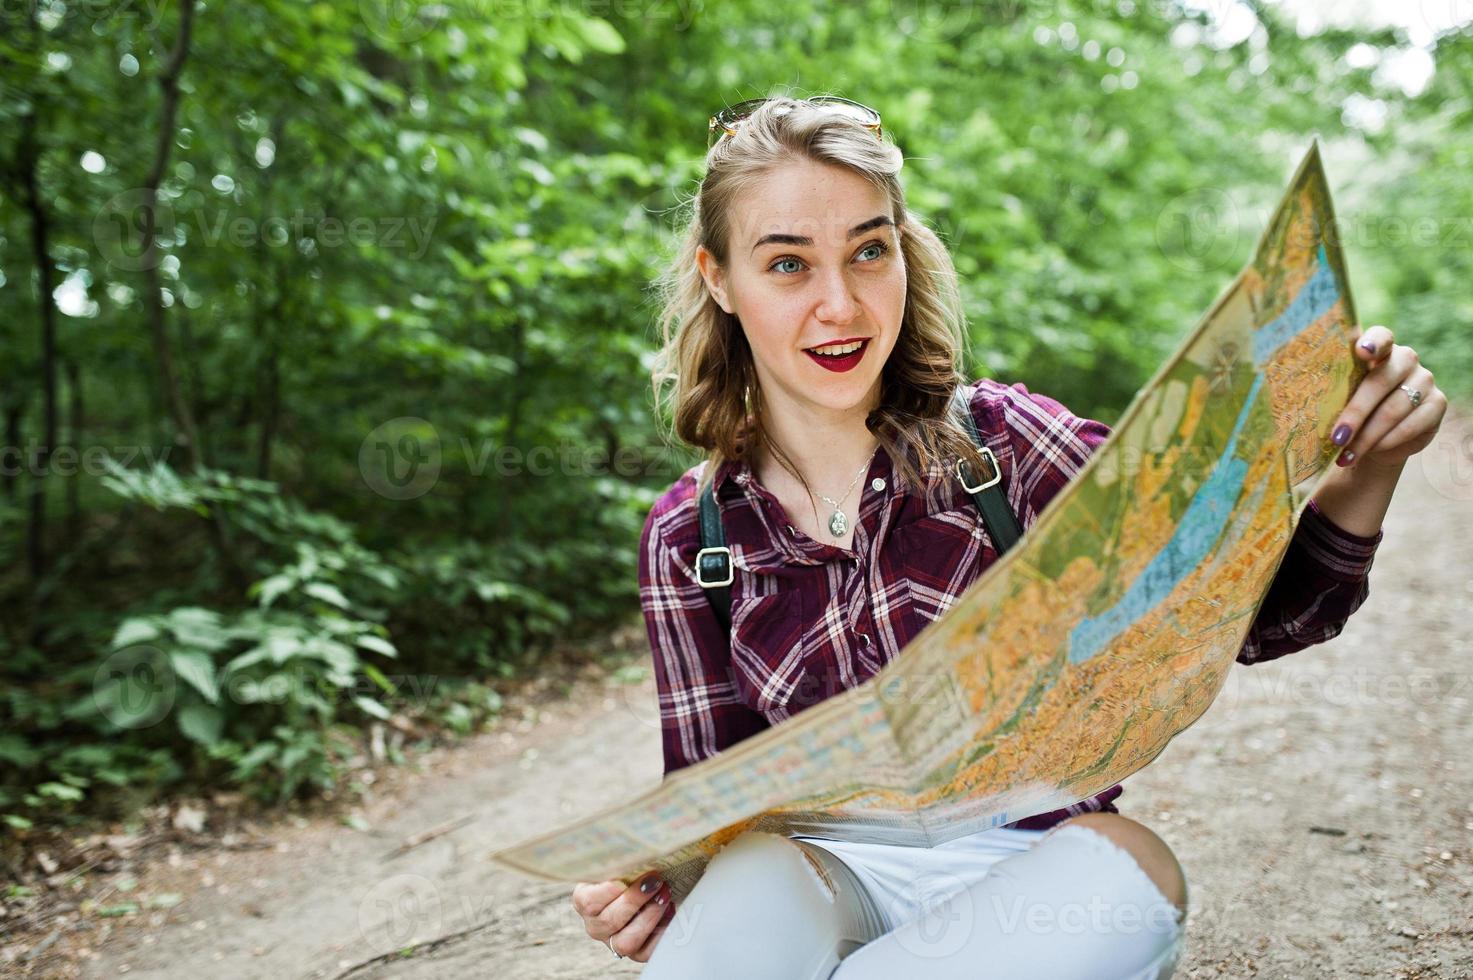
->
[871,478,886,491]
[858,633,871,646]
[787,524,797,535]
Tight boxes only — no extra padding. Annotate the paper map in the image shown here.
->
[490,143,1365,904]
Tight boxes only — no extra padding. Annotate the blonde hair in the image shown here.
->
[648,89,992,515]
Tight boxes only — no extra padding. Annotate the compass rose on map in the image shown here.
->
[1209,341,1240,396]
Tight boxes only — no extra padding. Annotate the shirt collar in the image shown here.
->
[710,454,752,496]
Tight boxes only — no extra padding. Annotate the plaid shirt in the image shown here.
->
[638,377,1383,830]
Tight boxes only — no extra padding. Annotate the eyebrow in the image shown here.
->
[750,215,894,253]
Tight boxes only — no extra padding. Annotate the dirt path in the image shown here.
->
[81,413,1473,979]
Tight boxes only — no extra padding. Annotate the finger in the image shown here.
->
[1369,385,1447,455]
[610,882,673,958]
[1353,324,1395,366]
[1340,363,1435,465]
[631,898,679,963]
[1329,344,1419,452]
[594,872,665,938]
[572,880,625,922]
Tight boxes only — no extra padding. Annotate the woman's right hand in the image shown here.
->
[571,871,675,962]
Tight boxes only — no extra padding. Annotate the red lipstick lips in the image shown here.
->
[803,337,869,373]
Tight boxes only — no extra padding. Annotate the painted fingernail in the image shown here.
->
[1336,449,1355,467]
[655,890,669,906]
[1358,339,1376,354]
[641,877,659,894]
[1331,424,1352,446]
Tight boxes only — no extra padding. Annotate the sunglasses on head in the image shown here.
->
[707,96,883,149]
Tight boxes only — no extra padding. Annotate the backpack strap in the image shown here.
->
[695,387,1024,632]
[950,385,1025,556]
[696,476,733,632]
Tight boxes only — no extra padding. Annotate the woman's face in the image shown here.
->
[697,158,907,418]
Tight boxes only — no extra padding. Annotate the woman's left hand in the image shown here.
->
[1328,325,1447,469]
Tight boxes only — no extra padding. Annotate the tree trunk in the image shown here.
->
[65,358,81,546]
[17,81,56,591]
[3,403,19,502]
[137,0,246,591]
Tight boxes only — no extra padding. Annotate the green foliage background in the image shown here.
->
[1,0,1468,828]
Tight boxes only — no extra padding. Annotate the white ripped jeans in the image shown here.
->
[639,823,1185,979]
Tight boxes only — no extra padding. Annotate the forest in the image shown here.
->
[1,0,1469,839]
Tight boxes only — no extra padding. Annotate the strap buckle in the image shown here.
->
[695,546,734,588]
[955,446,1002,493]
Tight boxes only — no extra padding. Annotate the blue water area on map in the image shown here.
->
[1067,373,1265,665]
[1251,244,1339,366]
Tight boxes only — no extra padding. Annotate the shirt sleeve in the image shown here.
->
[989,380,1382,667]
[639,496,771,780]
[1234,497,1381,665]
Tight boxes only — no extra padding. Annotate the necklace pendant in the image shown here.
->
[828,509,848,537]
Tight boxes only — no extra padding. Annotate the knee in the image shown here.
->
[704,832,831,895]
[1054,813,1188,913]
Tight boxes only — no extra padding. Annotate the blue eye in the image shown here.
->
[767,241,890,275]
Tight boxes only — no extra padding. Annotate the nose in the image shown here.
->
[814,266,860,324]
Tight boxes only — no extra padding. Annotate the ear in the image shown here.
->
[695,245,734,315]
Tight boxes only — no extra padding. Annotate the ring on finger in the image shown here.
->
[606,937,624,959]
[1398,384,1423,408]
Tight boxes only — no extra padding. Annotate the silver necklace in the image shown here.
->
[813,459,872,538]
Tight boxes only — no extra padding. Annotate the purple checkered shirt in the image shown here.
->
[638,377,1383,830]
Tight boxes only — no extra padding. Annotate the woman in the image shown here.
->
[571,95,1445,978]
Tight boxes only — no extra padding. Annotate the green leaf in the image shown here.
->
[231,742,278,781]
[361,662,398,695]
[97,902,140,917]
[177,704,225,746]
[165,608,230,652]
[355,634,398,658]
[111,618,162,649]
[170,650,220,704]
[0,735,40,768]
[253,574,294,608]
[575,17,625,54]
[353,695,392,720]
[37,782,85,802]
[304,582,351,609]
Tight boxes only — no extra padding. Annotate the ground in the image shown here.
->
[13,411,1473,979]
